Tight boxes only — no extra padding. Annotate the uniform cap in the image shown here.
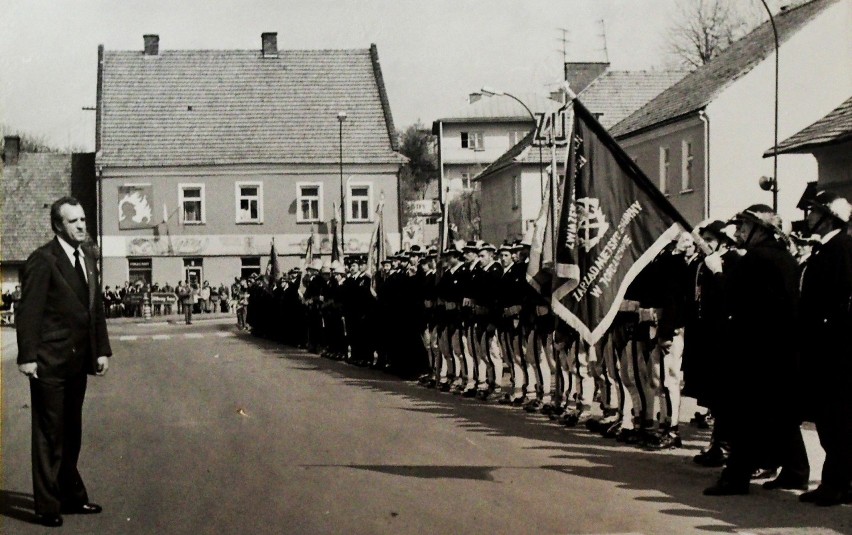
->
[699,220,735,244]
[443,244,464,257]
[332,264,346,274]
[408,244,425,256]
[732,204,783,234]
[498,241,514,253]
[462,240,480,252]
[479,242,497,253]
[426,246,438,258]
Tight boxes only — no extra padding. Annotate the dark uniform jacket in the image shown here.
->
[16,238,112,382]
[799,231,852,411]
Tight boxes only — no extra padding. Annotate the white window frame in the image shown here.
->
[681,140,694,192]
[511,175,521,209]
[348,182,372,222]
[461,131,484,151]
[658,147,670,195]
[179,183,206,224]
[235,181,264,224]
[296,182,323,223]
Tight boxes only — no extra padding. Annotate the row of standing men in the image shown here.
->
[245,192,851,506]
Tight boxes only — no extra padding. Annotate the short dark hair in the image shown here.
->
[50,196,82,233]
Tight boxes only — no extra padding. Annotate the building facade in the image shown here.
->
[611,0,851,226]
[97,33,404,287]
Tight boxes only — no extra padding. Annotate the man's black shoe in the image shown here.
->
[762,476,808,491]
[36,514,63,527]
[693,446,728,467]
[800,485,852,506]
[61,502,102,514]
[461,388,478,398]
[645,431,682,450]
[703,479,749,496]
[523,399,543,413]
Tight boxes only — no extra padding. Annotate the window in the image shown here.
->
[511,175,521,209]
[461,131,484,150]
[508,131,525,147]
[297,183,322,222]
[236,181,263,223]
[241,257,261,279]
[681,140,694,192]
[659,147,670,195]
[460,173,472,191]
[348,184,371,222]
[179,184,205,224]
[128,258,152,285]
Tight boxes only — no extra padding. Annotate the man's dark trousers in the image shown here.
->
[30,368,90,514]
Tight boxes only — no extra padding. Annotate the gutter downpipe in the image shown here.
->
[699,110,710,220]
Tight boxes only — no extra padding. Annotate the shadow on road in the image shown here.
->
[0,490,39,524]
[253,339,850,534]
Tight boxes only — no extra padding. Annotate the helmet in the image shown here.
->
[806,190,851,224]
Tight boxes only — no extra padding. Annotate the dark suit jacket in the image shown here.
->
[16,238,112,382]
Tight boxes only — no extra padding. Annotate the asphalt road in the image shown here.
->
[1,319,849,535]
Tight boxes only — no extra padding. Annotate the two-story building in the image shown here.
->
[431,93,561,202]
[610,0,850,225]
[97,33,404,286]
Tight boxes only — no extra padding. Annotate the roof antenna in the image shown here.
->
[598,19,610,63]
[556,27,570,81]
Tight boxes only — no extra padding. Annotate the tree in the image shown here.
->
[0,124,63,153]
[447,189,481,242]
[397,122,438,225]
[665,0,773,69]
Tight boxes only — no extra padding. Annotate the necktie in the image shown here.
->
[74,249,89,304]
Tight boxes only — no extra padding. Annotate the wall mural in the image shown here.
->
[118,185,154,230]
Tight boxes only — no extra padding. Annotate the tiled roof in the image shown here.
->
[578,70,687,128]
[435,93,562,123]
[1,153,73,262]
[100,47,402,167]
[611,0,839,138]
[766,95,852,155]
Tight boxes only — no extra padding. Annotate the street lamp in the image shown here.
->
[480,86,545,201]
[337,112,347,255]
[758,0,779,211]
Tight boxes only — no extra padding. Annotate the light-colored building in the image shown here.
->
[97,33,404,287]
[432,93,561,202]
[766,95,852,202]
[611,0,851,226]
[475,70,686,245]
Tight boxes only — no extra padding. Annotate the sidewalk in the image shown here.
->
[106,311,236,325]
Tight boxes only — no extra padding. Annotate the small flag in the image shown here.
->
[266,238,280,286]
[330,202,343,262]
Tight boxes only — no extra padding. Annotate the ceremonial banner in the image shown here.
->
[266,239,281,285]
[551,98,691,344]
[330,203,343,263]
[118,185,154,230]
[367,197,390,284]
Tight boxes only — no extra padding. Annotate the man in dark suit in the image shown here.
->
[16,196,112,527]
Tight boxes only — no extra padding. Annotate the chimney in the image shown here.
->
[469,92,482,104]
[3,135,20,165]
[261,32,278,58]
[143,34,159,55]
[549,89,565,102]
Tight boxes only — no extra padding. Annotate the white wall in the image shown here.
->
[707,0,851,224]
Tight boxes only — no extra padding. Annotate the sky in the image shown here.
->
[2,0,716,151]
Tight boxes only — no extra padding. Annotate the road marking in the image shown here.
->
[184,333,205,339]
[152,334,171,340]
[118,335,139,341]
[215,332,235,337]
